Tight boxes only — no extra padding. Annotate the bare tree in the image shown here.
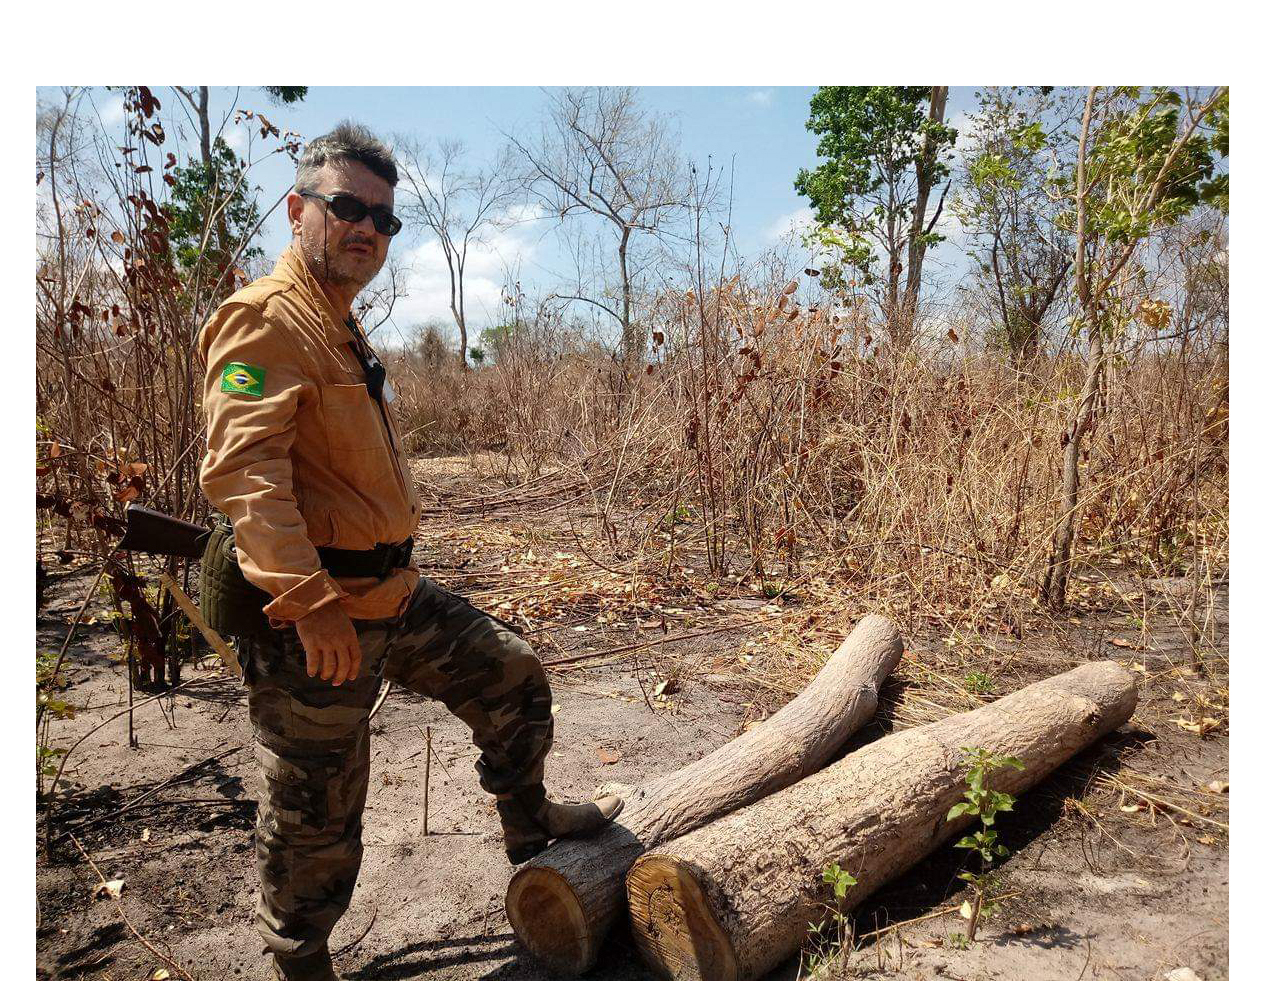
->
[509,86,689,369]
[354,252,410,340]
[397,139,521,367]
[953,86,1078,360]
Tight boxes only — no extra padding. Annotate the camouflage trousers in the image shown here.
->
[239,576,554,962]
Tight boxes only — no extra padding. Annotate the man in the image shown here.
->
[198,121,622,981]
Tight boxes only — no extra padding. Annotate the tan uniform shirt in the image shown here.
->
[199,246,421,622]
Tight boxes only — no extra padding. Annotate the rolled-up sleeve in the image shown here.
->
[198,302,346,621]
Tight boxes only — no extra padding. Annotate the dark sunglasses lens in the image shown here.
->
[329,195,369,223]
[372,211,402,237]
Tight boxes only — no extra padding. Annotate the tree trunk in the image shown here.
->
[900,85,949,337]
[196,86,211,168]
[626,661,1137,981]
[505,614,905,974]
[1041,89,1099,611]
[618,224,639,368]
[450,250,469,370]
[1041,322,1104,608]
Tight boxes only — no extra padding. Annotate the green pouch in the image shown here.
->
[200,518,273,638]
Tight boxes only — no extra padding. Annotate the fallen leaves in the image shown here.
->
[1172,716,1224,737]
[93,878,125,900]
[596,748,621,766]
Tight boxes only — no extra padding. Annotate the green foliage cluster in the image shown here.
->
[795,87,956,288]
[37,650,74,778]
[262,86,308,105]
[164,138,264,275]
[952,87,1078,359]
[1071,88,1227,247]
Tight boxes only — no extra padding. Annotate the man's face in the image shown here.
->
[288,159,394,292]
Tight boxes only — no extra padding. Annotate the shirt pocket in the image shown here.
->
[320,383,386,452]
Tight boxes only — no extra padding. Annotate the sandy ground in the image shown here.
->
[36,459,1229,981]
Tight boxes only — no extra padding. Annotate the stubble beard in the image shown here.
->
[300,233,382,293]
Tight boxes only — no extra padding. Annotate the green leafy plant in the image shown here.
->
[36,650,76,788]
[802,863,858,978]
[949,747,1025,943]
[963,671,995,695]
[762,579,787,599]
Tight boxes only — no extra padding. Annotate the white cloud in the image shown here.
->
[378,220,541,345]
[765,206,816,243]
[946,108,979,152]
[96,94,125,127]
[748,89,774,107]
[223,122,249,156]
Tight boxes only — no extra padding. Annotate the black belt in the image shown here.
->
[317,538,414,578]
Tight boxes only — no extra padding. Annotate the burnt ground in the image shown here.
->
[36,455,1229,981]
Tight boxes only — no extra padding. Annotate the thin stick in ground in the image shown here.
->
[423,725,432,836]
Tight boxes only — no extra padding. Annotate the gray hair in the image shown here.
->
[295,120,399,192]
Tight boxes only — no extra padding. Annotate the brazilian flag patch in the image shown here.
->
[220,362,266,397]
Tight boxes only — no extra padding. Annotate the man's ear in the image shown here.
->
[286,191,305,236]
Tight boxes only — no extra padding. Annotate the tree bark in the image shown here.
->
[900,85,949,338]
[505,614,905,974]
[1041,322,1104,608]
[196,86,211,168]
[618,224,639,370]
[1041,88,1099,610]
[626,661,1137,981]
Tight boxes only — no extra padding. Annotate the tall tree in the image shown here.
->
[164,137,263,276]
[1040,86,1227,610]
[397,139,520,367]
[509,86,688,369]
[796,86,956,346]
[164,85,304,291]
[953,87,1077,360]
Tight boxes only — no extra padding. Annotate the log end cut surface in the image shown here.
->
[505,866,593,974]
[627,856,737,981]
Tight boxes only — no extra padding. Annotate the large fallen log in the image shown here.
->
[626,660,1137,981]
[506,614,904,974]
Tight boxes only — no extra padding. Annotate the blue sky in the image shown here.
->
[40,85,983,345]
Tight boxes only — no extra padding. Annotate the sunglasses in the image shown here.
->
[299,190,402,237]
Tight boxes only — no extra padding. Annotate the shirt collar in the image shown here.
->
[273,246,357,350]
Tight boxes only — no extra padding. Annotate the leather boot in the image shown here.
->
[496,784,624,864]
[271,946,340,981]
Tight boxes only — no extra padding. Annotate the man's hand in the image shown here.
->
[294,602,362,686]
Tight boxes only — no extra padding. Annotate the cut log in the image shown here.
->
[626,660,1137,981]
[506,614,905,974]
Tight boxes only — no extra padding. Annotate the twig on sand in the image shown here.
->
[67,832,198,981]
[369,680,392,722]
[57,745,245,838]
[332,907,379,958]
[542,617,771,671]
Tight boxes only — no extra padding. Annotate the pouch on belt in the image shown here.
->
[200,518,272,638]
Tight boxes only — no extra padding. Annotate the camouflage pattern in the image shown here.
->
[240,575,554,967]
